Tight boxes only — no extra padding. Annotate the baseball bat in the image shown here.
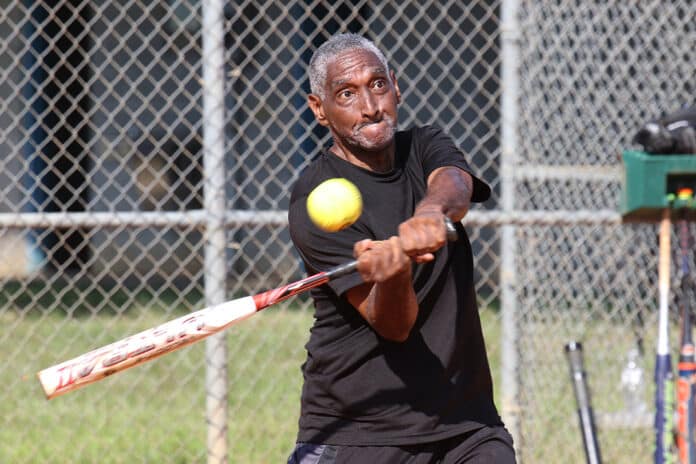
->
[38,218,459,399]
[565,341,602,464]
[37,259,357,399]
[677,211,696,464]
[655,208,676,464]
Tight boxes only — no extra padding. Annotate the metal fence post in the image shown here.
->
[202,0,228,462]
[2,2,693,462]
[501,0,521,457]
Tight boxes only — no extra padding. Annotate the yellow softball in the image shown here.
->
[306,178,362,232]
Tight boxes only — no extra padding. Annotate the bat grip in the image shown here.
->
[680,211,690,277]
[325,217,459,281]
[326,260,358,280]
[444,216,459,242]
[680,217,693,345]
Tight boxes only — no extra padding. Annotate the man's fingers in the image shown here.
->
[353,238,375,257]
[412,253,435,264]
[352,222,445,281]
[355,237,410,283]
[398,215,447,256]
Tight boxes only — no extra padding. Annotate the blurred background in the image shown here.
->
[0,1,693,462]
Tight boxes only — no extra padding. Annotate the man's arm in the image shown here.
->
[399,166,473,260]
[346,237,417,342]
[345,166,474,342]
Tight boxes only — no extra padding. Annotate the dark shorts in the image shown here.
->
[287,425,516,464]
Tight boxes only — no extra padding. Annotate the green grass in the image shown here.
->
[513,312,657,464]
[0,302,312,463]
[0,299,662,463]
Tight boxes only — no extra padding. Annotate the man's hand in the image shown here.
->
[353,236,411,283]
[398,207,448,263]
[348,237,417,341]
[395,165,474,262]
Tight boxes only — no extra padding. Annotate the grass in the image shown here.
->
[1,301,311,463]
[515,311,657,464]
[0,295,662,463]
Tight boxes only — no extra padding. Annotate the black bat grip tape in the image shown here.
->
[327,216,460,281]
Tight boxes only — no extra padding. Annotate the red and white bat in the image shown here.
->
[38,219,459,399]
[37,260,357,399]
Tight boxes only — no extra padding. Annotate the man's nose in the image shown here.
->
[360,92,380,119]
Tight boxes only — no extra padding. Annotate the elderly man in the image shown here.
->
[287,33,515,463]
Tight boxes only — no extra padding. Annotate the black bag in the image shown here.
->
[633,105,696,154]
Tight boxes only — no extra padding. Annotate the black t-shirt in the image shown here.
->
[288,125,501,446]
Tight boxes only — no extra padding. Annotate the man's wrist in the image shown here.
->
[413,203,445,217]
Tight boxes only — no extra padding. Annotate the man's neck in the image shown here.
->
[329,143,395,173]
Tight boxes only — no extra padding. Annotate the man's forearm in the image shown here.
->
[348,237,419,342]
[365,270,418,342]
[416,166,473,222]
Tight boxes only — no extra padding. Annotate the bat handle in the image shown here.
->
[326,260,358,280]
[444,216,459,242]
[326,217,459,281]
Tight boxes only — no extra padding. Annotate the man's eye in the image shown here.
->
[339,90,353,99]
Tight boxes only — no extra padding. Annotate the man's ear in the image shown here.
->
[308,94,329,127]
[390,70,401,104]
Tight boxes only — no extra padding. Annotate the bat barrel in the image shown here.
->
[654,209,676,464]
[565,341,602,464]
[677,356,696,464]
[654,354,676,464]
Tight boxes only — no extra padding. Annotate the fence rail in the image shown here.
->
[0,209,623,228]
[1,1,693,463]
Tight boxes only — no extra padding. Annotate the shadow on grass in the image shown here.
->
[0,277,204,318]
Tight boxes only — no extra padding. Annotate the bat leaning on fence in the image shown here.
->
[564,341,602,464]
[676,211,696,464]
[654,208,676,464]
[38,219,459,399]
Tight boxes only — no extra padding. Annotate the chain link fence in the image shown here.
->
[1,1,693,462]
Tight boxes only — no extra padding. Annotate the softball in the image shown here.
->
[306,178,362,232]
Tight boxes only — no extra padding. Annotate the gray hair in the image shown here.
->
[308,33,390,100]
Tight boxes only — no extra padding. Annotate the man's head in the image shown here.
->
[307,34,401,159]
[308,34,390,100]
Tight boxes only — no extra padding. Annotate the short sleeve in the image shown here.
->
[414,125,491,203]
[288,184,365,297]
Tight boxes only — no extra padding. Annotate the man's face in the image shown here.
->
[310,49,401,154]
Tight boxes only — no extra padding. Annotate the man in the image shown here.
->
[287,33,515,463]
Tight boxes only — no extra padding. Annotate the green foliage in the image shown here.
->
[0,305,307,463]
[0,303,659,463]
